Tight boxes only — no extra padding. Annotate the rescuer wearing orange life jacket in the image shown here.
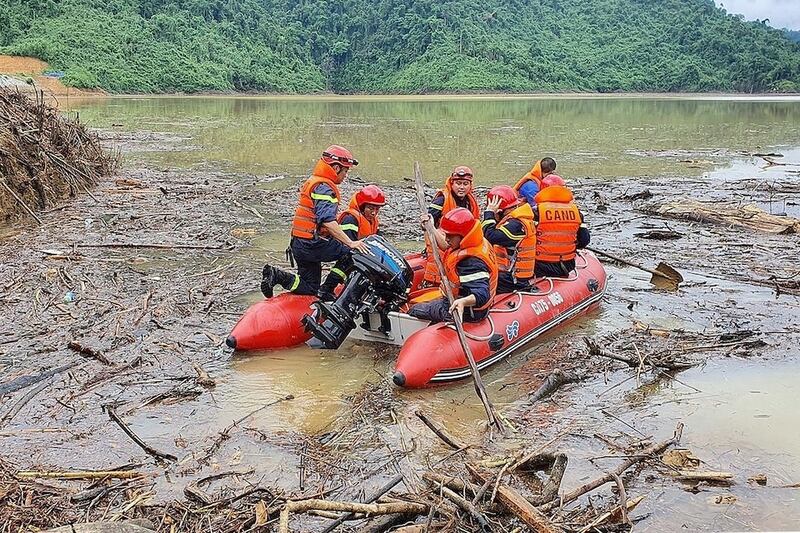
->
[532,175,590,278]
[513,157,557,207]
[260,145,370,299]
[316,184,386,300]
[481,185,537,294]
[410,208,498,324]
[422,166,481,286]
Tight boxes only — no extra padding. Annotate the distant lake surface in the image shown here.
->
[68,94,800,183]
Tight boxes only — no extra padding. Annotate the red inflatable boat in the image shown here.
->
[390,252,607,388]
[227,249,606,389]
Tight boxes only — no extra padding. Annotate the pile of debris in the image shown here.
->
[0,89,117,223]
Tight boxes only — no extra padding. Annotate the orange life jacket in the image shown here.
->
[291,161,342,240]
[513,159,543,195]
[424,176,480,284]
[442,221,498,312]
[534,185,581,263]
[494,203,537,280]
[337,195,379,238]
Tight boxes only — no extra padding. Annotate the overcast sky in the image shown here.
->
[715,0,800,30]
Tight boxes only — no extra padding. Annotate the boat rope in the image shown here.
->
[445,251,593,341]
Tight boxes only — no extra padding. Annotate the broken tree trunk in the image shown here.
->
[528,369,586,404]
[466,464,562,533]
[647,200,800,235]
[16,470,141,480]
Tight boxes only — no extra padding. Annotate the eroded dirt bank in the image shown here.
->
[1,126,799,532]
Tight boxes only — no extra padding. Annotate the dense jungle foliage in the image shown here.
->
[1,0,799,93]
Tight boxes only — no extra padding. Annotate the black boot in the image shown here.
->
[317,283,337,302]
[274,267,297,291]
[260,264,275,298]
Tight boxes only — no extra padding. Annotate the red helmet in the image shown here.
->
[322,145,358,168]
[355,185,386,207]
[541,174,565,188]
[440,207,476,237]
[487,185,520,210]
[450,165,474,181]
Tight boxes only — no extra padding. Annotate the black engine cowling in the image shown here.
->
[302,235,412,349]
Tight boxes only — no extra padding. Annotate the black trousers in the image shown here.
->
[497,272,534,294]
[408,297,488,324]
[534,259,576,278]
[290,237,351,295]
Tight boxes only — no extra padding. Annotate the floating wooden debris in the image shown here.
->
[648,200,800,234]
[0,89,118,222]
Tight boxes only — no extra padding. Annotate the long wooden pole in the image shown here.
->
[587,246,680,282]
[413,161,501,431]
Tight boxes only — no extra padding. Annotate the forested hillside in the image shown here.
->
[1,0,799,93]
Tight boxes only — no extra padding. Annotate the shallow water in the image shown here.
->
[54,95,800,528]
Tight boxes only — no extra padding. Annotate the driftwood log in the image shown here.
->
[675,470,734,483]
[578,495,646,533]
[528,369,586,404]
[647,200,800,235]
[584,337,694,370]
[320,474,405,533]
[466,464,561,533]
[16,470,141,480]
[540,422,684,512]
[0,379,53,426]
[516,452,568,506]
[0,362,79,396]
[415,410,466,450]
[107,407,177,462]
[279,499,428,533]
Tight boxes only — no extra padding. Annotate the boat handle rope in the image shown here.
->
[443,251,591,341]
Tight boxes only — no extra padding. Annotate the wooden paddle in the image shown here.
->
[413,161,502,432]
[587,246,683,288]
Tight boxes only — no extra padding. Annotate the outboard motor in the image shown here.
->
[303,235,412,349]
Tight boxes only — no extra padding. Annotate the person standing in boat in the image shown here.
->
[315,184,386,301]
[513,157,557,207]
[532,175,590,278]
[481,185,537,293]
[422,166,481,286]
[410,208,498,323]
[260,145,369,299]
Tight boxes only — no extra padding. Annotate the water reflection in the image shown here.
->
[68,96,800,182]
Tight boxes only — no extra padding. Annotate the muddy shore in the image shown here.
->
[1,126,800,531]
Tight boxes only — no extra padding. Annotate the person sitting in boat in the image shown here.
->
[481,185,537,294]
[532,175,590,278]
[260,145,369,299]
[316,184,386,300]
[410,208,498,323]
[513,157,557,207]
[422,166,481,286]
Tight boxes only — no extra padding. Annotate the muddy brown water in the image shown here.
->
[3,95,800,530]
